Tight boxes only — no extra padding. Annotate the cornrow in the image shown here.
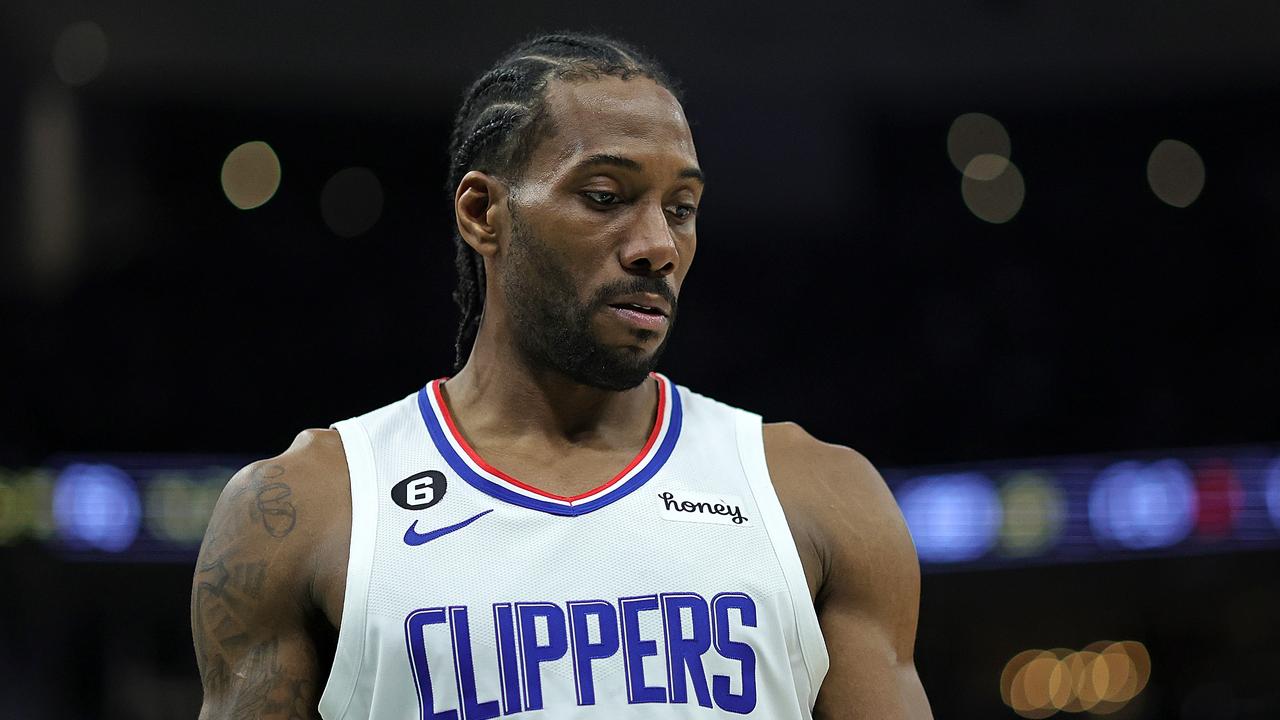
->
[443,31,683,371]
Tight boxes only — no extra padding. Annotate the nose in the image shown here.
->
[619,200,679,277]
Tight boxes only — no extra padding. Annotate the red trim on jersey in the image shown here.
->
[429,373,668,503]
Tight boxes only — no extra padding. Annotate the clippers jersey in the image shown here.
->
[319,373,828,719]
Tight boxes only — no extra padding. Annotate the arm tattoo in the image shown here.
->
[194,557,268,692]
[193,558,242,695]
[226,639,318,720]
[249,464,297,538]
[193,461,318,718]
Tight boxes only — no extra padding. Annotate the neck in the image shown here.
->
[442,321,657,449]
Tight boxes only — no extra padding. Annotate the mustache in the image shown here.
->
[591,277,678,316]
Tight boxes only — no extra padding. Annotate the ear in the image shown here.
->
[454,171,509,260]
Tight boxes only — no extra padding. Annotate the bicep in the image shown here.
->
[809,450,933,719]
[813,603,931,719]
[192,461,322,719]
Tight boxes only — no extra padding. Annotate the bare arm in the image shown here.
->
[765,424,933,720]
[192,431,347,719]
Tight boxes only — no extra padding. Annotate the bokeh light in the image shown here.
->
[898,472,1001,562]
[947,112,1012,175]
[1264,457,1280,531]
[999,471,1066,557]
[1002,649,1049,707]
[1147,139,1205,208]
[320,166,384,237]
[52,21,109,87]
[52,463,141,552]
[961,152,1010,182]
[1014,651,1067,718]
[0,476,20,545]
[0,470,55,545]
[145,474,225,545]
[20,470,55,540]
[1089,459,1197,550]
[1002,641,1151,717]
[1060,650,1099,712]
[221,141,282,210]
[962,157,1025,224]
[1193,460,1243,538]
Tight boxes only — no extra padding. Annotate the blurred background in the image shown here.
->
[3,1,1280,718]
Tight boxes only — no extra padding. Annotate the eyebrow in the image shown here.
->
[576,153,706,185]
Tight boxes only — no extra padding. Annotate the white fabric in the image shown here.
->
[321,418,379,717]
[318,375,828,719]
[735,411,830,710]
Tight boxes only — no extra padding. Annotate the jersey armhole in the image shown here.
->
[319,418,379,720]
[733,409,831,710]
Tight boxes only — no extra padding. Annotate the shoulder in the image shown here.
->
[215,428,348,537]
[761,421,918,605]
[200,428,351,607]
[761,421,896,520]
[762,421,878,485]
[253,427,349,495]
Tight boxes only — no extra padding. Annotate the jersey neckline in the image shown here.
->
[416,372,683,516]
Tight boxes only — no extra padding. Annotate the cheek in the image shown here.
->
[551,239,622,300]
[675,234,697,288]
[538,248,600,308]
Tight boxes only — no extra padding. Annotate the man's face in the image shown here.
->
[495,75,702,391]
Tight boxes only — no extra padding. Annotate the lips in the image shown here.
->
[608,302,665,317]
[604,292,671,318]
[606,304,668,330]
[600,289,674,333]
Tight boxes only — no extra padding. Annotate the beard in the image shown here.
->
[498,210,677,392]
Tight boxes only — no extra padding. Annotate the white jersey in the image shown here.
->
[319,372,828,719]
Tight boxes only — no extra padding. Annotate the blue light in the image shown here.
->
[897,472,1001,563]
[1088,459,1196,550]
[1266,458,1280,532]
[53,463,142,552]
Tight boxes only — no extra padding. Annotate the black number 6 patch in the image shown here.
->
[392,470,447,511]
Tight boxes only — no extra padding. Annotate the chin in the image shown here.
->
[573,348,660,391]
[541,323,671,391]
[576,369,652,392]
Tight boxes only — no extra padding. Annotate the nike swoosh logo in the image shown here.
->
[403,510,493,546]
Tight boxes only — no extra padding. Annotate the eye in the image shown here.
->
[583,190,621,206]
[669,203,698,221]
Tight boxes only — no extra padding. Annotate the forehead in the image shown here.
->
[530,75,698,177]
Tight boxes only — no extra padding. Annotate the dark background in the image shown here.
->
[2,2,1279,718]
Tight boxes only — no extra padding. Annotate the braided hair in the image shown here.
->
[444,31,683,371]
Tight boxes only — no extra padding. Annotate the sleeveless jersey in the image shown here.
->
[319,373,828,719]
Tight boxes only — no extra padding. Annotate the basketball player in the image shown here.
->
[192,32,932,719]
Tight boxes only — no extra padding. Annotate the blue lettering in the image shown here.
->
[661,593,713,707]
[448,606,500,720]
[620,595,667,704]
[491,603,522,714]
[407,591,761,716]
[568,600,620,706]
[517,602,568,711]
[711,593,758,714]
[405,607,459,720]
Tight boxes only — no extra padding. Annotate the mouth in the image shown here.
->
[604,302,669,330]
[606,301,667,317]
[604,290,672,318]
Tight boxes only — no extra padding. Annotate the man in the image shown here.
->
[192,32,932,719]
